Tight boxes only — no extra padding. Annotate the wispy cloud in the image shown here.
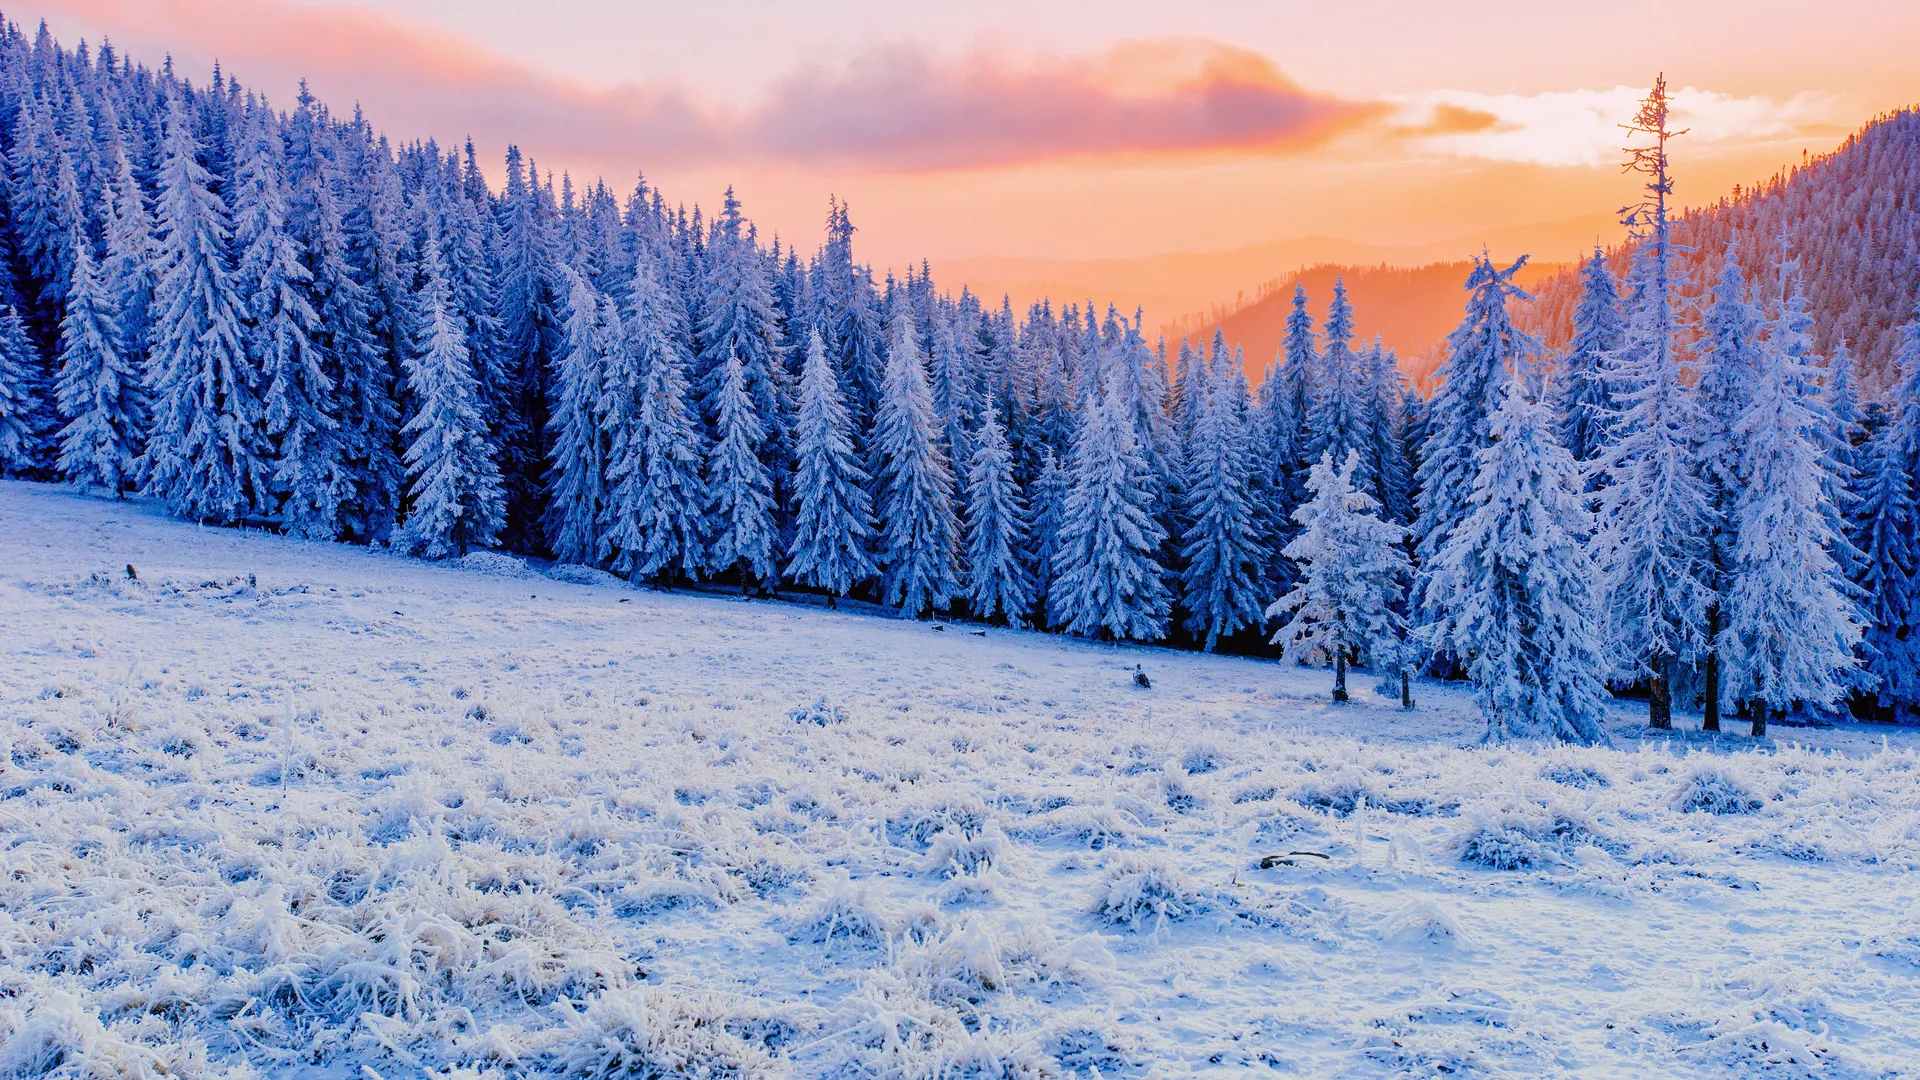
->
[742,39,1373,171]
[42,0,1367,173]
[1382,85,1846,167]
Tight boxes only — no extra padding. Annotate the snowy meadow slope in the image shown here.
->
[2,480,1918,1079]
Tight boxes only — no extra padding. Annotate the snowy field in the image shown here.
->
[2,479,1918,1080]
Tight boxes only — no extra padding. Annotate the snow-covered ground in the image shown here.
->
[2,479,1917,1080]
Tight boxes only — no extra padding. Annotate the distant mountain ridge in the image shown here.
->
[1160,258,1571,388]
[934,211,1621,337]
[1153,108,1918,391]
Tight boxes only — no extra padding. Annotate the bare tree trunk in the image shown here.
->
[1648,654,1673,729]
[1400,670,1414,710]
[1702,607,1722,733]
[1333,653,1349,702]
[1750,704,1767,739]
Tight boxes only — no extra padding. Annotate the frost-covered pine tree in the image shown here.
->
[141,94,271,524]
[309,157,399,542]
[785,328,876,601]
[235,105,347,539]
[1413,256,1534,641]
[1591,78,1712,728]
[603,244,705,585]
[1691,250,1762,730]
[394,231,505,558]
[1270,451,1410,702]
[544,267,614,565]
[101,139,158,366]
[1850,314,1918,719]
[964,409,1032,625]
[1420,383,1611,743]
[0,304,53,476]
[1025,446,1069,623]
[698,189,790,469]
[1554,247,1624,468]
[1178,349,1263,650]
[1309,278,1369,491]
[1051,375,1170,642]
[1719,321,1865,736]
[703,349,780,594]
[1774,270,1868,595]
[55,244,141,493]
[930,304,981,477]
[1360,337,1411,523]
[873,311,962,616]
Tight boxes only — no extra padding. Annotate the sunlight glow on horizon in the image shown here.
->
[24,0,1920,311]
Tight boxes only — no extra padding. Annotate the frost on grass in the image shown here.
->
[4,486,1920,1078]
[457,550,539,578]
[787,698,849,727]
[1088,856,1214,931]
[541,990,788,1079]
[1452,804,1611,871]
[1377,900,1477,951]
[1675,766,1766,815]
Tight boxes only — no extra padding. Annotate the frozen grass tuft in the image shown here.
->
[544,989,784,1079]
[1676,766,1766,815]
[1452,805,1607,871]
[787,699,848,726]
[1088,856,1212,931]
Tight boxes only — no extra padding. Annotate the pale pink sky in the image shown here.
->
[27,0,1920,276]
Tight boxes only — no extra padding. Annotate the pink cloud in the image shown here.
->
[745,39,1371,171]
[36,0,1367,174]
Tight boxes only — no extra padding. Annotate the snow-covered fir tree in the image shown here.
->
[394,232,505,558]
[1024,446,1069,622]
[1360,337,1411,523]
[491,147,559,552]
[785,328,876,601]
[872,311,961,616]
[101,139,158,366]
[307,154,398,542]
[543,267,615,565]
[1691,250,1763,729]
[929,304,981,478]
[1591,78,1711,728]
[55,244,141,493]
[1719,315,1865,736]
[603,244,705,584]
[1420,382,1611,743]
[1051,375,1170,642]
[703,349,780,594]
[140,94,270,524]
[1413,256,1534,643]
[698,189,790,470]
[964,410,1031,625]
[1309,278,1369,491]
[1773,266,1869,597]
[1178,347,1263,650]
[1270,451,1410,702]
[235,103,347,539]
[0,304,52,475]
[1554,247,1624,468]
[1850,311,1918,719]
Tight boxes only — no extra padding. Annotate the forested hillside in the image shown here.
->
[1521,108,1920,396]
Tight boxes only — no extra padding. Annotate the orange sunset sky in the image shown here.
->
[25,0,1920,320]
